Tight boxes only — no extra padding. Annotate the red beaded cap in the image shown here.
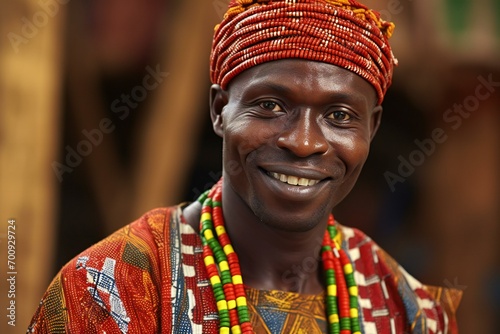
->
[210,0,397,104]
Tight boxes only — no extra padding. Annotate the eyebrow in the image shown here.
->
[242,79,370,106]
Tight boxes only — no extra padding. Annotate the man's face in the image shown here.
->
[210,59,382,232]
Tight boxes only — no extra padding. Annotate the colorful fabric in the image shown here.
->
[28,207,219,333]
[28,206,461,333]
[210,0,398,104]
[341,226,462,333]
[246,288,328,333]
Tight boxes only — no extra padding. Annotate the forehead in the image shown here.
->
[226,59,377,105]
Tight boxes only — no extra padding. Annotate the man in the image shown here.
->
[29,0,462,333]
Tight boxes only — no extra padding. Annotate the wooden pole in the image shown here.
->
[0,0,65,331]
[131,0,221,217]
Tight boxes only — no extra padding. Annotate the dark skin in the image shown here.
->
[184,59,382,294]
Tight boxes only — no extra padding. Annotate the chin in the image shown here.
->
[251,199,331,233]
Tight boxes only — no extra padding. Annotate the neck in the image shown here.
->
[221,179,329,294]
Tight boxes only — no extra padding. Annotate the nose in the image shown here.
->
[276,109,329,157]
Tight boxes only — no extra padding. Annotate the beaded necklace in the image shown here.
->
[198,180,361,334]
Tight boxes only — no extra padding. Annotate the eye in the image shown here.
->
[327,111,351,122]
[259,101,283,112]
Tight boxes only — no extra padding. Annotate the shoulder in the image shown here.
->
[28,206,184,333]
[376,247,463,334]
[74,206,178,266]
[337,223,462,334]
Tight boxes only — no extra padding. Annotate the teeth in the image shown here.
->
[270,172,320,186]
[288,176,298,185]
[298,178,308,186]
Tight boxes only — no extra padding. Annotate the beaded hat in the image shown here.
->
[210,0,398,104]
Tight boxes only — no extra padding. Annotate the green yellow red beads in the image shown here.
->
[199,180,361,334]
[200,182,253,334]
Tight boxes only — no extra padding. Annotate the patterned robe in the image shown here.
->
[28,206,462,333]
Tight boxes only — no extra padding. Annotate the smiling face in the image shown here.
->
[210,59,382,232]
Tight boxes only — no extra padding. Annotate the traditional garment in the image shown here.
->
[246,288,328,333]
[28,206,461,333]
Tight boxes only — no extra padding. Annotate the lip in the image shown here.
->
[268,171,321,186]
[259,164,331,181]
[257,165,331,202]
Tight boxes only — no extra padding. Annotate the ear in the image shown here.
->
[210,84,228,138]
[369,105,383,142]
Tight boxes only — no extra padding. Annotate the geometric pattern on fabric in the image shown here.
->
[79,257,130,333]
[246,288,328,333]
[122,242,151,271]
[339,223,462,334]
[341,226,406,333]
[170,207,220,333]
[27,207,221,334]
[32,276,66,333]
[27,206,461,333]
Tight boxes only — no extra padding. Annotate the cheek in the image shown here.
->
[222,124,258,177]
[224,120,278,158]
[222,121,278,186]
[334,134,371,170]
[330,136,371,204]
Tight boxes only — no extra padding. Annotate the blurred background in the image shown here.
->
[0,0,498,332]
